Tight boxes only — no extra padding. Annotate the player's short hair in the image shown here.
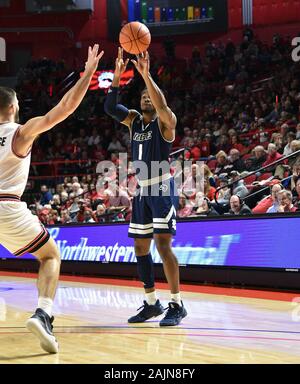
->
[0,87,16,111]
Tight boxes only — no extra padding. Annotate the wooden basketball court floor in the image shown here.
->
[0,271,300,364]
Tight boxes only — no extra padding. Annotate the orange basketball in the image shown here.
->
[119,22,151,55]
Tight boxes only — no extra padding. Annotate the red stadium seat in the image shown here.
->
[257,172,273,181]
[244,174,257,185]
[242,153,252,161]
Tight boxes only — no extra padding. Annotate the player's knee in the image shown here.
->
[35,240,61,263]
[134,239,150,256]
[41,249,61,264]
[155,240,171,256]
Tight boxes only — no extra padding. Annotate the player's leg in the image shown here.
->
[26,237,61,353]
[0,202,60,353]
[151,180,187,326]
[154,233,179,295]
[154,232,187,326]
[128,196,164,323]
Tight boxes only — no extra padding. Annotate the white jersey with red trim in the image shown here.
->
[0,122,31,197]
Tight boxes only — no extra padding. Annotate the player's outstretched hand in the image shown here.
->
[115,47,130,77]
[85,44,104,75]
[131,51,150,78]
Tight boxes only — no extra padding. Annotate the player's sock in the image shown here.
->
[136,254,155,289]
[37,297,53,317]
[170,293,182,306]
[145,291,158,305]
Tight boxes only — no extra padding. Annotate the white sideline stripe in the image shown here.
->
[128,228,153,235]
[129,223,153,229]
[153,205,176,223]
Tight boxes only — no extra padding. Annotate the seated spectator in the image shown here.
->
[249,146,267,171]
[214,150,233,176]
[94,204,107,223]
[203,164,216,187]
[61,209,72,224]
[292,177,300,211]
[181,163,201,199]
[252,180,283,214]
[271,132,284,154]
[282,159,300,190]
[194,197,219,216]
[108,186,131,215]
[72,182,84,197]
[228,195,252,215]
[50,194,61,213]
[274,139,300,179]
[296,123,300,140]
[228,149,246,173]
[83,210,96,223]
[230,134,247,155]
[107,136,126,153]
[266,183,284,213]
[276,189,297,213]
[283,132,297,156]
[88,128,101,146]
[75,200,96,223]
[47,209,60,225]
[39,185,53,206]
[68,197,80,220]
[262,143,283,172]
[229,171,249,199]
[216,175,231,204]
[177,193,193,218]
[203,177,217,201]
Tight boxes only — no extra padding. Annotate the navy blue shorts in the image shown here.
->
[128,178,178,238]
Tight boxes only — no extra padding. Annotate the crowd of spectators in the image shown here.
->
[16,30,300,224]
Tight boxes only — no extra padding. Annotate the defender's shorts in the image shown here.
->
[128,178,178,238]
[0,197,50,257]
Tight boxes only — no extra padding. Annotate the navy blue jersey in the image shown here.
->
[131,114,173,181]
[128,113,178,238]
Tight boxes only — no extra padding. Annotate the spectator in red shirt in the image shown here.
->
[262,143,283,172]
[189,144,201,160]
[203,177,217,201]
[230,134,247,155]
[199,136,210,157]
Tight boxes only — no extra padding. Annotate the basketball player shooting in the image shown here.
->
[105,48,187,326]
[0,44,104,353]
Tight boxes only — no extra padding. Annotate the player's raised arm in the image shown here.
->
[104,47,138,128]
[131,51,176,142]
[15,44,104,153]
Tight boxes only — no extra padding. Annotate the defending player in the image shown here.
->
[0,44,104,353]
